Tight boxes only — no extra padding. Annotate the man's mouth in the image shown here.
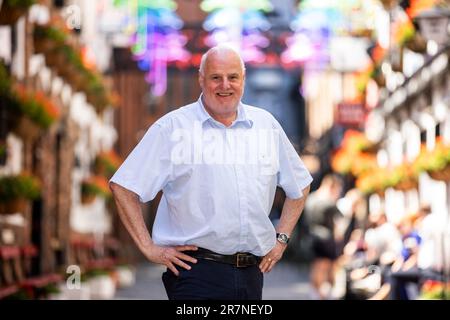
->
[216,93,233,97]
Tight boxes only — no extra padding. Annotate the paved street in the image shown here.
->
[115,260,312,300]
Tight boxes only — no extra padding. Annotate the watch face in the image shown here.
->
[277,233,289,243]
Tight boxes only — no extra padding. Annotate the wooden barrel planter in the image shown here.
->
[428,165,450,182]
[405,33,427,54]
[67,70,86,92]
[58,62,76,80]
[81,194,96,205]
[43,49,64,70]
[33,37,56,55]
[373,72,386,87]
[12,116,42,141]
[0,4,27,25]
[393,179,418,192]
[0,198,28,214]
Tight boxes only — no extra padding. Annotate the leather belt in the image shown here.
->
[188,248,262,268]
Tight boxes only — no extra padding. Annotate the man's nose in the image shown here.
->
[221,78,230,89]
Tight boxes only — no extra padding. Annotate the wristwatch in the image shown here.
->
[276,233,290,244]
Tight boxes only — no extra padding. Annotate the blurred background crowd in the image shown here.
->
[0,0,449,300]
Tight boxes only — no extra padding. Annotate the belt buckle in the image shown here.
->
[236,253,247,268]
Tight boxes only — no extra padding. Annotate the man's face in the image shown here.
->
[199,50,245,118]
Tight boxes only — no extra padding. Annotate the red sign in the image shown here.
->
[336,102,366,126]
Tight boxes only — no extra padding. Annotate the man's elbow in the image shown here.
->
[302,184,311,196]
[109,181,121,196]
[109,182,138,201]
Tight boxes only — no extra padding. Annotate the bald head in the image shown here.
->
[199,44,246,75]
[197,44,246,126]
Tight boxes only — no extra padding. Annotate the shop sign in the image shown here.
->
[336,102,366,126]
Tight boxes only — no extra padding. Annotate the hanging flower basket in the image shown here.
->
[95,151,122,179]
[413,139,450,182]
[81,176,111,205]
[356,167,393,196]
[12,85,60,131]
[391,164,419,191]
[33,24,67,54]
[0,173,40,214]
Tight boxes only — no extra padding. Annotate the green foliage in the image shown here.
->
[34,25,67,44]
[0,173,41,201]
[0,63,11,92]
[5,0,36,8]
[81,176,112,199]
[33,24,113,112]
[0,142,6,160]
[84,268,111,278]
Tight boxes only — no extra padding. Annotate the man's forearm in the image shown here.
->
[109,182,198,274]
[276,185,310,236]
[110,182,153,253]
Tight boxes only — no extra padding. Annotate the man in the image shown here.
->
[109,44,312,300]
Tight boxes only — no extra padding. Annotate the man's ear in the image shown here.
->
[198,73,204,88]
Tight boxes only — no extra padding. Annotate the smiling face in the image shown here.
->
[199,49,245,123]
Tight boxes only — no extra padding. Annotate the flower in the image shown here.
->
[33,24,68,46]
[12,85,60,129]
[95,151,122,178]
[331,130,378,176]
[331,149,352,175]
[391,163,418,191]
[350,153,378,177]
[420,280,450,300]
[35,91,60,123]
[33,23,113,113]
[371,43,386,65]
[81,176,112,199]
[341,130,374,154]
[413,138,450,174]
[355,167,393,195]
[393,17,415,45]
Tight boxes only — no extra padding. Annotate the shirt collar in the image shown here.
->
[196,94,253,128]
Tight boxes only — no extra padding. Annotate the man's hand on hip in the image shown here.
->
[145,245,198,276]
[259,242,287,273]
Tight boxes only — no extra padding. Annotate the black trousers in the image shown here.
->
[162,258,264,300]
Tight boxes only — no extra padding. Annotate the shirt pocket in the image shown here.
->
[248,164,276,187]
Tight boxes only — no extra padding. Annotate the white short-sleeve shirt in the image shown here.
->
[110,97,313,256]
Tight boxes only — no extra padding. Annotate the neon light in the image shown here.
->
[114,0,190,96]
[200,0,273,64]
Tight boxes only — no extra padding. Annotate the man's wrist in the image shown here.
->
[276,232,290,245]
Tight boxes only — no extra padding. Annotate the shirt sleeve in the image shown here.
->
[109,122,173,203]
[274,120,313,199]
